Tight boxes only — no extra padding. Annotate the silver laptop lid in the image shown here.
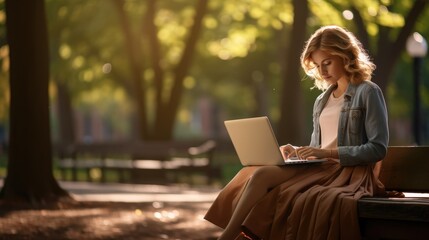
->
[224,116,285,166]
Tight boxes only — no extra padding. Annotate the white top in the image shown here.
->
[319,92,345,149]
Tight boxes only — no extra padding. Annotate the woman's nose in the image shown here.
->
[318,66,327,76]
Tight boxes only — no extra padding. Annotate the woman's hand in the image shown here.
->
[295,146,330,160]
[280,145,339,162]
[279,144,297,159]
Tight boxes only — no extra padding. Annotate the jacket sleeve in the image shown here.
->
[338,84,389,166]
[309,96,321,148]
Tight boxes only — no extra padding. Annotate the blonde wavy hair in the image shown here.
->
[301,25,376,90]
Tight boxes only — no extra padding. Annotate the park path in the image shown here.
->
[60,181,221,203]
[0,179,224,239]
[0,178,221,203]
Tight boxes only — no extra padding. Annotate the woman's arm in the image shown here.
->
[338,83,389,166]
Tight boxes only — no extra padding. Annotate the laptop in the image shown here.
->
[224,116,326,166]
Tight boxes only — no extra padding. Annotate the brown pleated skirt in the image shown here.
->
[204,161,385,240]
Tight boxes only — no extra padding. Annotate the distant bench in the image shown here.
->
[55,140,220,185]
[358,146,429,239]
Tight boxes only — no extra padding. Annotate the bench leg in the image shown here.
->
[101,167,106,183]
[72,167,77,181]
[119,169,127,183]
[60,168,67,181]
[86,169,91,182]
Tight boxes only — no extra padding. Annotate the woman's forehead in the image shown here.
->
[310,50,332,64]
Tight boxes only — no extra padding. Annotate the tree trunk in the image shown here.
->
[278,0,309,145]
[56,81,75,146]
[146,0,166,140]
[112,0,147,140]
[112,0,208,141]
[0,0,69,205]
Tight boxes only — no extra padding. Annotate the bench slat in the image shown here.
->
[55,140,219,184]
[358,197,429,222]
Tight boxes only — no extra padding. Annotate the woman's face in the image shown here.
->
[310,49,347,85]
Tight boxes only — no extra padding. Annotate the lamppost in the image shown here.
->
[406,32,427,145]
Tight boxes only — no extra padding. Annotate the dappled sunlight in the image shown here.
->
[153,209,180,222]
[378,6,404,27]
[102,63,112,74]
[59,43,71,59]
[174,212,210,229]
[342,10,354,20]
[72,55,85,69]
[0,45,9,72]
[40,208,108,218]
[81,209,146,237]
[0,201,221,239]
[207,27,258,60]
[61,181,220,203]
[204,16,218,29]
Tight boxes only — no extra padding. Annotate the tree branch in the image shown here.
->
[161,0,209,139]
[144,0,166,128]
[350,6,370,52]
[111,0,147,139]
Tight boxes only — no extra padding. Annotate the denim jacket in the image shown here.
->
[309,81,389,166]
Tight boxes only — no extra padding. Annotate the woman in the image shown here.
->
[205,25,389,240]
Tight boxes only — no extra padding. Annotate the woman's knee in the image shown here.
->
[248,166,280,188]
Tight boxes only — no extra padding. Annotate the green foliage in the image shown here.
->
[0,0,428,143]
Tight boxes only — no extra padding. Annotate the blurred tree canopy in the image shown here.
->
[0,0,428,146]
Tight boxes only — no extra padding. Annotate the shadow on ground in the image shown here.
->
[0,181,223,240]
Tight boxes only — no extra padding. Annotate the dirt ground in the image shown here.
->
[0,200,223,240]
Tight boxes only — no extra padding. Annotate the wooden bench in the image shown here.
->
[358,146,429,239]
[55,140,220,185]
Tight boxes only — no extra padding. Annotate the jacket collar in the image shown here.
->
[344,83,357,101]
[325,82,357,101]
[317,82,356,111]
